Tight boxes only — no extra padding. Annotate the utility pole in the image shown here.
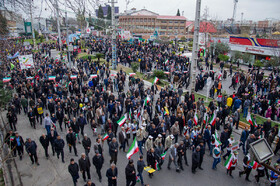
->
[30,0,36,49]
[54,0,62,51]
[189,0,201,92]
[65,11,71,68]
[109,0,117,69]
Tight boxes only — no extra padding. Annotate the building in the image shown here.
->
[118,9,186,39]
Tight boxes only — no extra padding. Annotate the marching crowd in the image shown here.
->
[1,38,280,186]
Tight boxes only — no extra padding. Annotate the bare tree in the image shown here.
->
[125,0,134,12]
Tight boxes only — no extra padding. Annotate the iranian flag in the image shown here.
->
[164,59,169,65]
[194,111,198,125]
[161,151,167,160]
[66,81,72,88]
[183,71,188,73]
[117,115,127,126]
[155,162,160,170]
[129,73,136,77]
[203,114,208,125]
[137,110,141,119]
[10,136,15,141]
[70,75,77,79]
[102,133,109,141]
[111,74,117,77]
[136,176,140,183]
[249,161,258,169]
[218,73,222,80]
[48,76,56,81]
[44,54,49,59]
[54,57,59,62]
[164,72,170,75]
[128,111,132,121]
[152,77,159,85]
[3,77,11,83]
[90,74,98,79]
[224,153,234,170]
[209,112,216,126]
[214,130,222,146]
[143,96,151,106]
[126,137,139,159]
[26,77,33,80]
[246,112,257,127]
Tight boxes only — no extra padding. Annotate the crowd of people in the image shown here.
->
[1,38,280,186]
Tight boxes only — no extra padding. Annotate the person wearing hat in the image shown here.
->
[145,136,154,152]
[223,134,235,160]
[92,150,104,182]
[192,145,200,174]
[227,151,238,178]
[154,134,162,148]
[68,158,80,186]
[25,138,40,165]
[165,135,174,151]
[125,159,136,186]
[269,163,280,186]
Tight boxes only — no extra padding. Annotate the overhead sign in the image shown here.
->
[86,28,91,34]
[68,45,74,52]
[18,55,34,69]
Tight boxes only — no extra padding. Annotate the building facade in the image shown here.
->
[118,9,186,39]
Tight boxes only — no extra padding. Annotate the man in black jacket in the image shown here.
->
[92,151,104,182]
[39,134,49,158]
[82,134,91,156]
[220,128,229,152]
[106,163,118,186]
[54,135,65,163]
[109,138,118,164]
[68,158,79,186]
[48,128,58,156]
[56,107,64,131]
[66,129,78,156]
[192,146,200,174]
[79,153,91,182]
[137,155,146,186]
[25,138,39,165]
[263,118,272,139]
[125,159,136,186]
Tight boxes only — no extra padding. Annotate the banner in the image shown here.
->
[18,55,34,70]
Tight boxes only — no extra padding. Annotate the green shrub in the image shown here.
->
[253,60,264,67]
[131,62,139,73]
[218,54,229,62]
[153,70,165,79]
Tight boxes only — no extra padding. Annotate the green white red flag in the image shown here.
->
[129,73,136,77]
[224,153,233,170]
[48,76,56,81]
[90,74,98,79]
[143,96,151,107]
[152,77,159,85]
[3,77,11,83]
[214,130,221,146]
[117,115,127,127]
[194,111,198,125]
[249,161,258,169]
[102,133,109,141]
[160,151,167,160]
[209,112,216,126]
[246,112,257,127]
[164,59,169,65]
[126,137,139,159]
[155,162,160,170]
[70,75,77,79]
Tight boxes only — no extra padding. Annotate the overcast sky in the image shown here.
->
[35,0,280,21]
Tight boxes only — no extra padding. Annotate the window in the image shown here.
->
[160,32,165,35]
[140,18,143,22]
[169,27,173,29]
[181,21,185,23]
[161,21,167,23]
[174,27,178,29]
[169,21,173,23]
[180,27,184,29]
[161,26,167,29]
[174,21,178,23]
[144,18,147,22]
